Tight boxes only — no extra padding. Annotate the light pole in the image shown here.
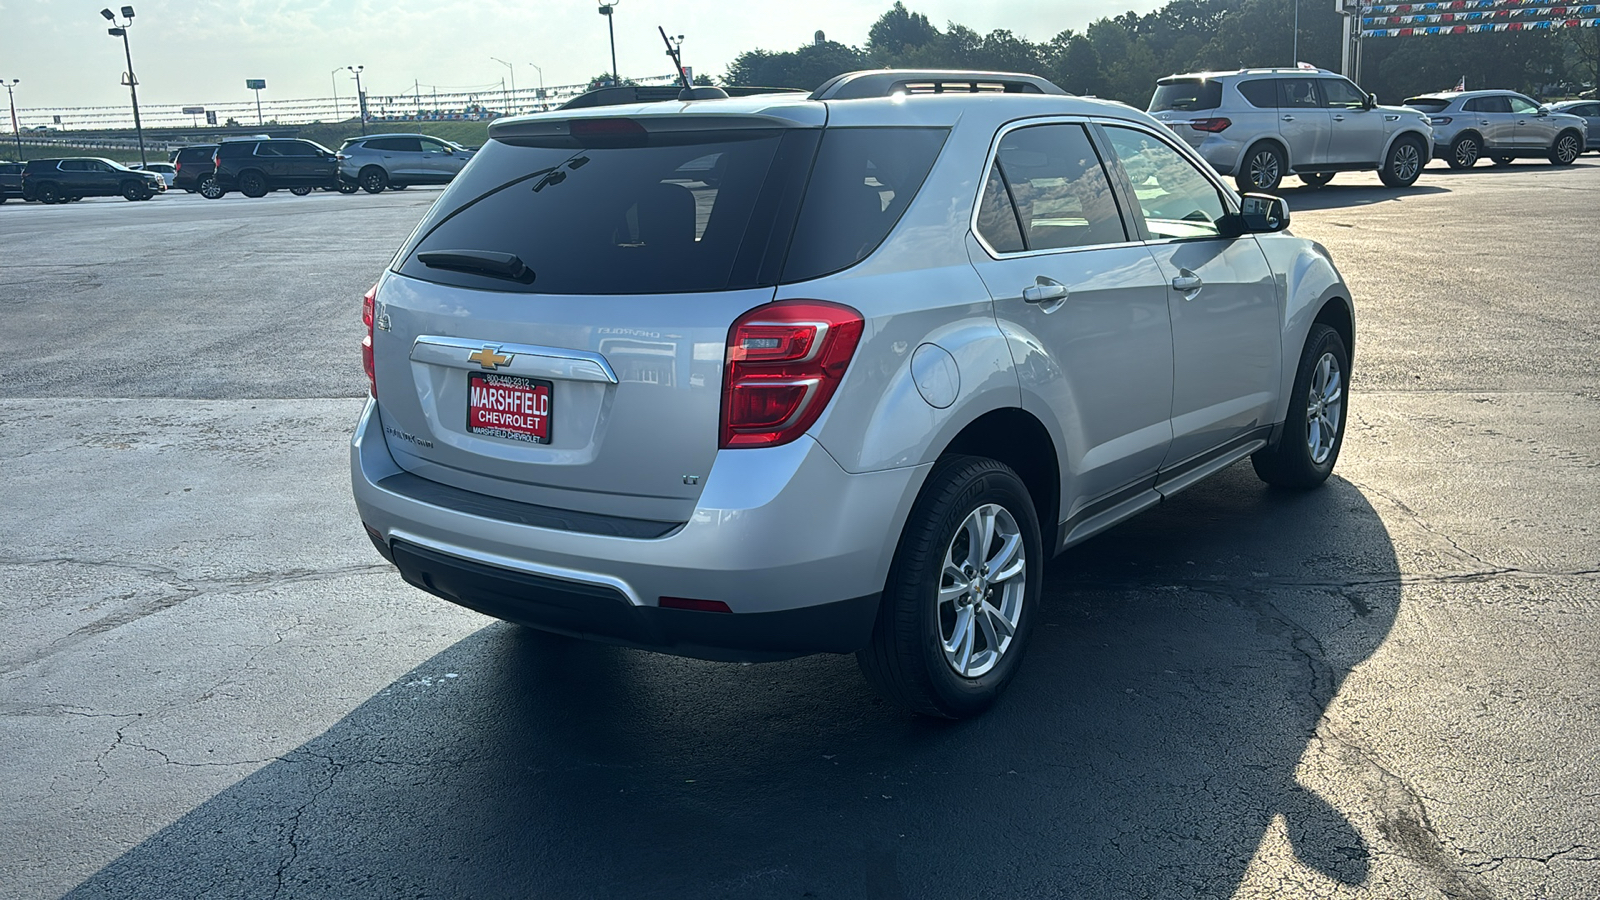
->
[347,65,366,135]
[2,79,20,162]
[527,62,546,110]
[598,1,620,85]
[330,67,343,122]
[100,6,146,168]
[490,57,516,114]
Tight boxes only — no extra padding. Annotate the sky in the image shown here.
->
[0,0,1166,111]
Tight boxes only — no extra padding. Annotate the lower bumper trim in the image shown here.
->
[389,540,880,662]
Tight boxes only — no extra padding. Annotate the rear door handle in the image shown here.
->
[1022,282,1069,304]
[1281,115,1295,122]
[1332,114,1346,122]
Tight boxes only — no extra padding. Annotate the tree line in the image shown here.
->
[723,0,1598,106]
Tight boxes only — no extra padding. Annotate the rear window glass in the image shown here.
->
[1149,79,1222,112]
[1403,98,1451,112]
[396,126,947,295]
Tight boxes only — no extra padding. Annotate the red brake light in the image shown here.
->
[361,285,377,398]
[174,161,181,172]
[570,117,646,137]
[1188,117,1232,133]
[720,300,864,449]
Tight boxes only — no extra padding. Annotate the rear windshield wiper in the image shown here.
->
[415,249,534,283]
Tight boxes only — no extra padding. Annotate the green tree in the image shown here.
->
[868,1,940,60]
[725,41,868,90]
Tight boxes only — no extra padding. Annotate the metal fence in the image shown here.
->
[11,76,681,132]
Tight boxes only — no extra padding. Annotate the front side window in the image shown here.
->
[975,123,1126,253]
[1278,78,1320,109]
[1507,95,1539,115]
[1103,125,1227,241]
[1321,79,1367,110]
[276,142,319,157]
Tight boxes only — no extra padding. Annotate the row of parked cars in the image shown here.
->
[1148,66,1595,192]
[0,132,477,204]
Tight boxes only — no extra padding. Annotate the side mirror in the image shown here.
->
[1221,193,1290,236]
[1536,106,1550,117]
[1365,93,1378,110]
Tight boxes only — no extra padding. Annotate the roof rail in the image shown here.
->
[810,70,1068,101]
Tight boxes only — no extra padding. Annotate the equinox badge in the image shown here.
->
[468,346,514,370]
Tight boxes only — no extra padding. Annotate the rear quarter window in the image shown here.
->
[1150,80,1222,112]
[1236,80,1276,109]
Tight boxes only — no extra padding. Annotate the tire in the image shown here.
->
[1236,143,1286,193]
[359,167,388,194]
[36,183,60,204]
[198,176,225,200]
[390,183,408,190]
[1252,324,1350,489]
[1447,134,1481,169]
[238,170,269,198]
[1549,131,1582,166]
[289,186,314,196]
[1378,136,1424,187]
[1298,172,1334,189]
[1491,156,1514,166]
[338,182,359,194]
[121,181,150,202]
[856,456,1042,719]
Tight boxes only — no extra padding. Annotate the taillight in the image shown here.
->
[174,161,181,172]
[1188,117,1232,133]
[720,300,863,449]
[361,284,377,398]
[1427,116,1452,126]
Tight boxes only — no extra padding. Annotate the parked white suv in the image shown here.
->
[351,71,1357,718]
[1150,68,1433,192]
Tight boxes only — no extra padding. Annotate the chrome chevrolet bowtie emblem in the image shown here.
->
[468,346,513,370]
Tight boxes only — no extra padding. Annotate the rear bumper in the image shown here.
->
[350,399,927,661]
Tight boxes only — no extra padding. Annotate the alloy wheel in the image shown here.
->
[1555,135,1580,164]
[1305,352,1344,466]
[1248,150,1281,189]
[1392,143,1421,182]
[938,503,1027,679]
[1454,138,1479,167]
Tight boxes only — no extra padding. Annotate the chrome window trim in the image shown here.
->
[968,115,1147,262]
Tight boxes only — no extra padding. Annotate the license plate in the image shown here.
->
[467,372,552,444]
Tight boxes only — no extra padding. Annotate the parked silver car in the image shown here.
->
[1149,67,1433,192]
[351,70,1356,718]
[1547,100,1600,151]
[337,133,475,193]
[1402,91,1588,168]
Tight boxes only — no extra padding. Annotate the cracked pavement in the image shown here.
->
[2,167,1598,898]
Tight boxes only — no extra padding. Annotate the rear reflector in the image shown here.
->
[659,597,733,613]
[1188,117,1232,133]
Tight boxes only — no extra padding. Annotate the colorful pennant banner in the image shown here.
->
[1364,17,1599,33]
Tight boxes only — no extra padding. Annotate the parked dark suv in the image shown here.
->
[21,157,165,203]
[170,144,219,193]
[209,139,339,198]
[0,162,23,202]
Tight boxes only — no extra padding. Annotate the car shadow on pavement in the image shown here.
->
[62,464,1400,899]
[1282,181,1449,211]
[1420,159,1599,177]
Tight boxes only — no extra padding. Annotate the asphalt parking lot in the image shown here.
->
[2,160,1598,899]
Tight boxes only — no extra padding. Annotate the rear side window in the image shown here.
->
[397,125,946,294]
[1404,97,1451,113]
[1278,78,1320,109]
[1237,80,1277,108]
[1149,79,1222,112]
[218,143,255,158]
[367,137,424,152]
[779,127,946,282]
[975,123,1126,253]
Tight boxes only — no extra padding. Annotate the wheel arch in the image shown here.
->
[1237,136,1291,174]
[1383,127,1430,164]
[1553,127,1584,149]
[939,408,1060,553]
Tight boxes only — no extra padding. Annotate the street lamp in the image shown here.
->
[330,67,344,122]
[490,57,516,114]
[2,79,20,162]
[100,6,147,168]
[527,62,546,110]
[347,65,366,135]
[598,1,620,85]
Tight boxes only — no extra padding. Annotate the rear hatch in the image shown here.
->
[371,104,946,524]
[1148,77,1225,148]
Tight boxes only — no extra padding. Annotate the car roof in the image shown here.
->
[351,133,457,141]
[1161,68,1340,81]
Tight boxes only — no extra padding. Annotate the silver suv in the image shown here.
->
[351,70,1356,718]
[1150,68,1433,192]
[337,133,476,193]
[1401,91,1588,168]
